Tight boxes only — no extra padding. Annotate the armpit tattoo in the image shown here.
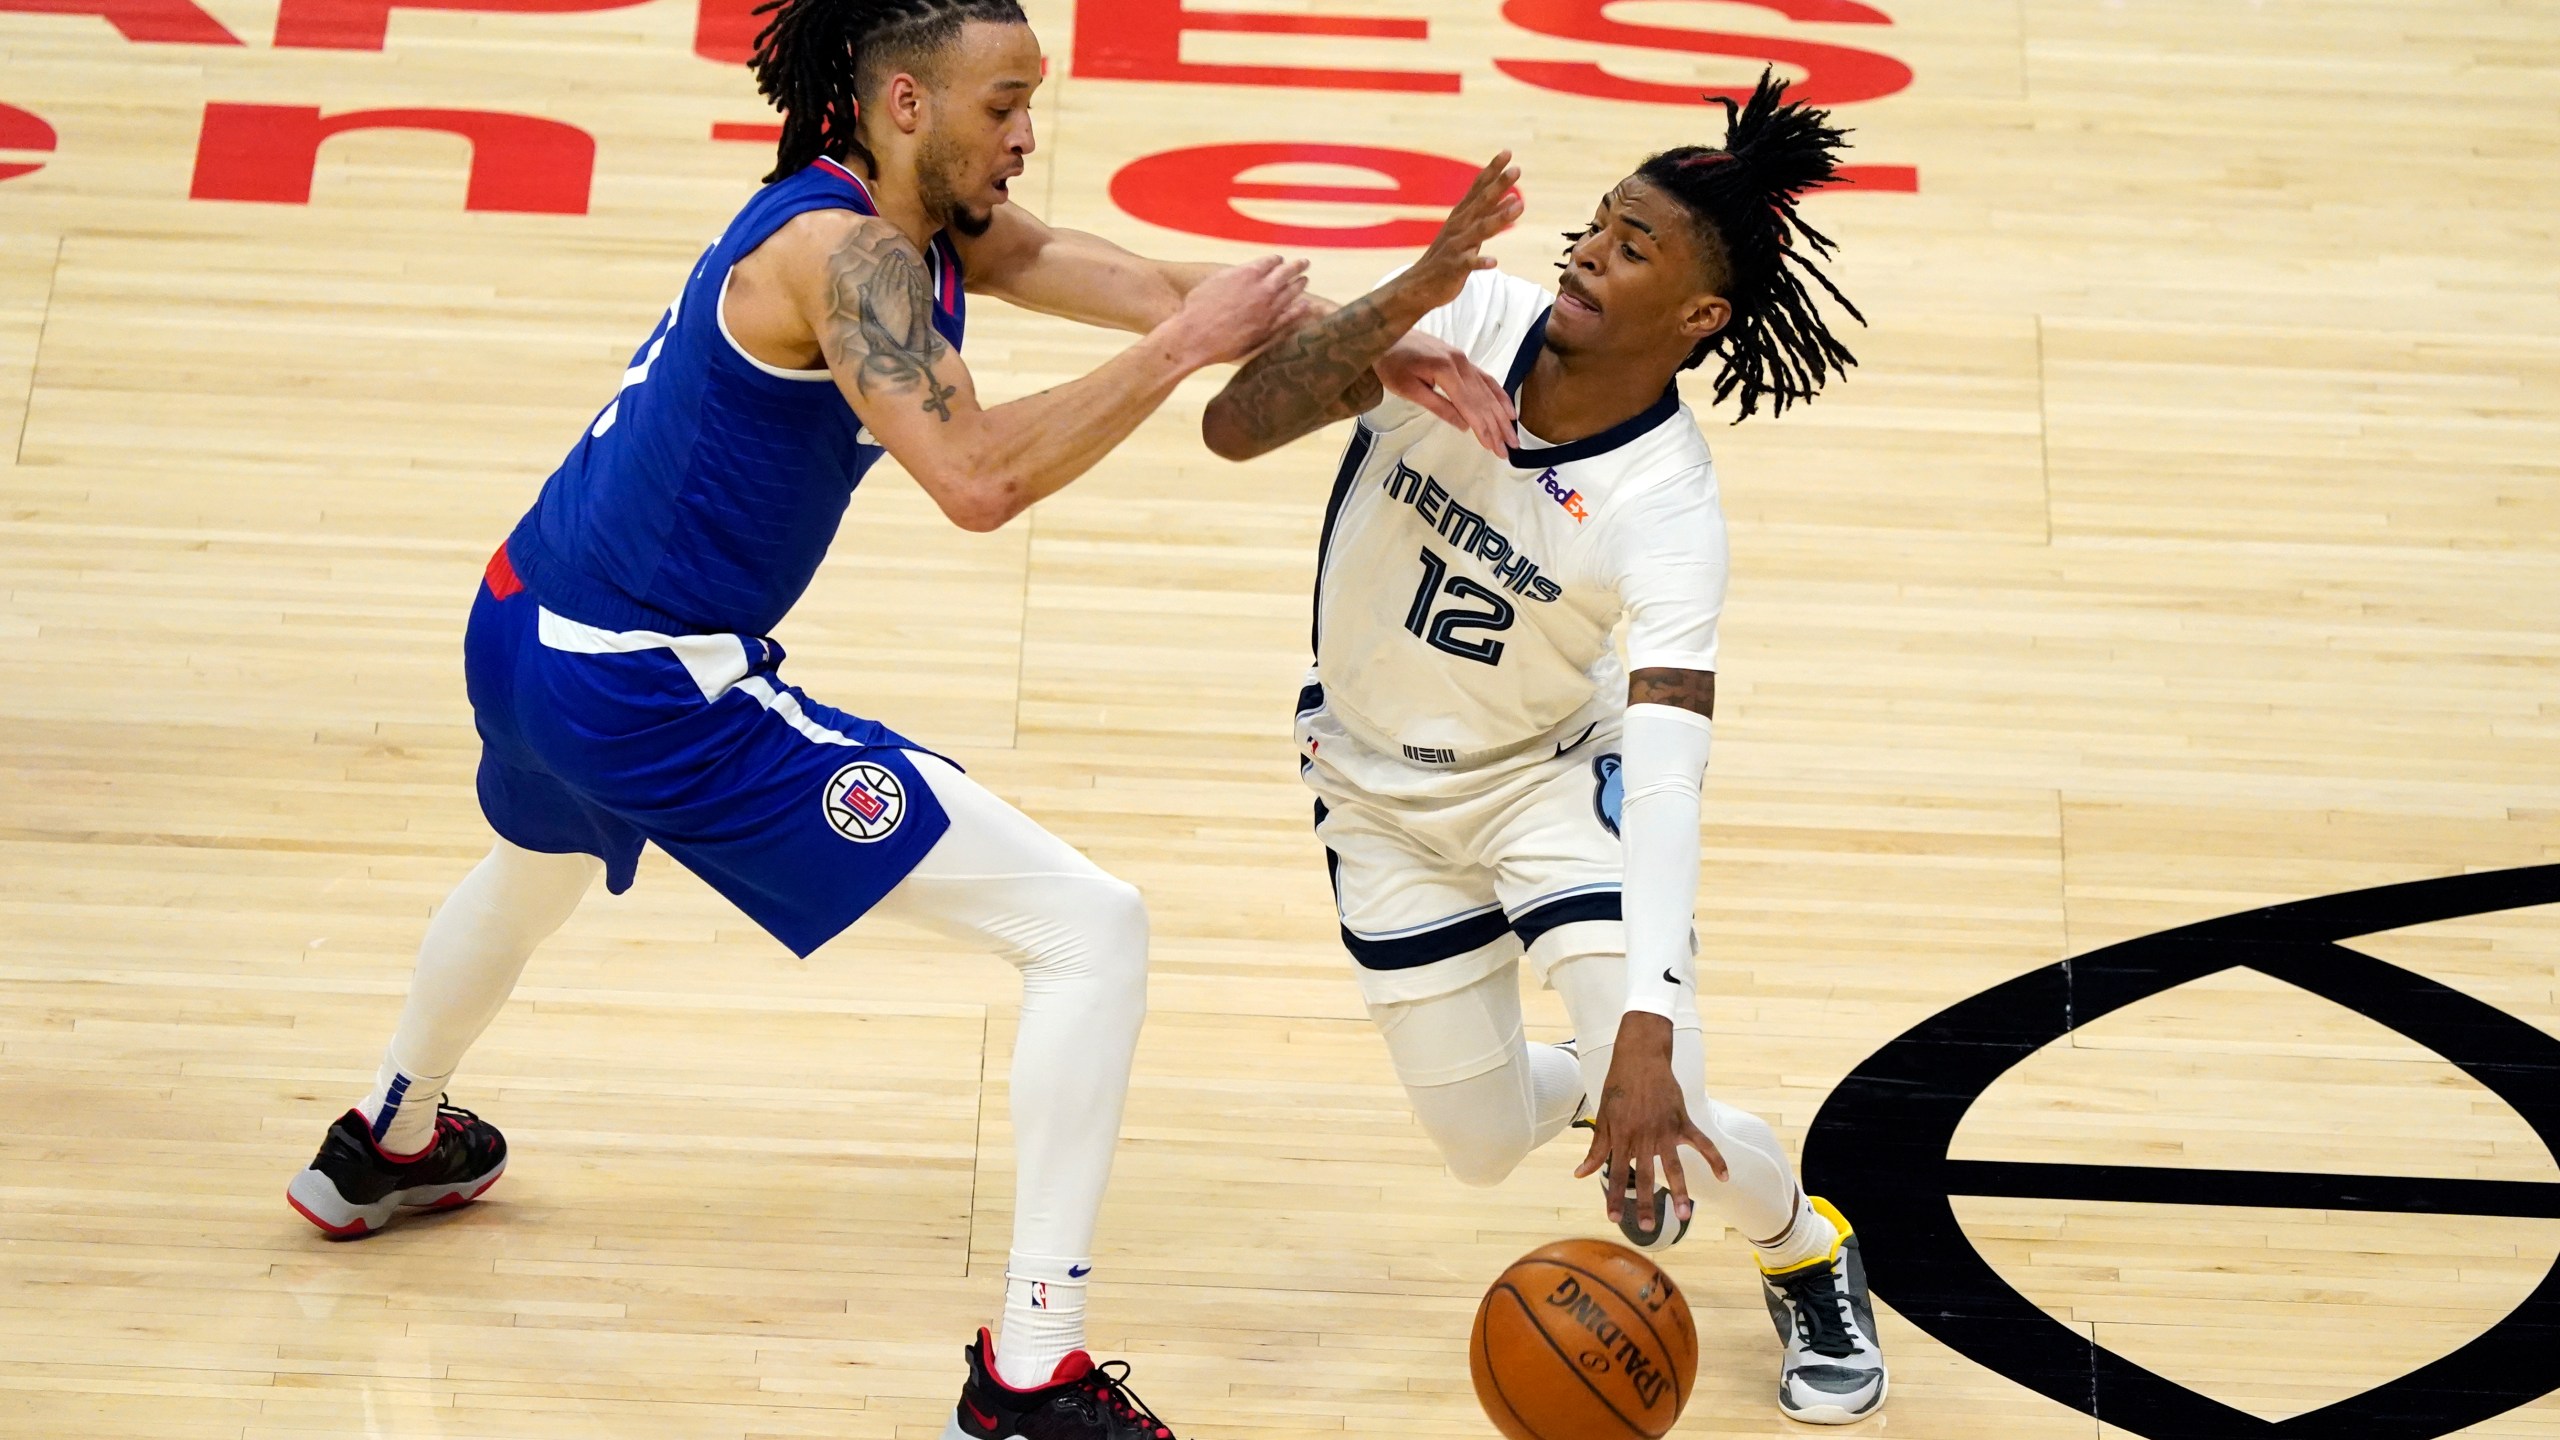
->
[1627,666,1716,717]
[824,226,959,423]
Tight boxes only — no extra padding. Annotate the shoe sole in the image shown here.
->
[937,1413,1028,1440]
[1778,1373,1889,1426]
[1614,1184,1693,1252]
[285,1161,505,1240]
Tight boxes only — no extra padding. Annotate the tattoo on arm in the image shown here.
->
[822,223,959,423]
[1628,667,1716,718]
[1206,296,1397,455]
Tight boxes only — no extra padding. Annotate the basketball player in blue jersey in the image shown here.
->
[280,3,1516,1436]
[1204,78,1888,1423]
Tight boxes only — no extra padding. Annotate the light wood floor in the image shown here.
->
[4,0,2558,1436]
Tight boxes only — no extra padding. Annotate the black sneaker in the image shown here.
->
[940,1328,1178,1440]
[285,1103,507,1239]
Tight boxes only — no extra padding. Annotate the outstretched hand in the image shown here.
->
[1173,255,1314,368]
[1573,1011,1727,1237]
[1392,152,1524,316]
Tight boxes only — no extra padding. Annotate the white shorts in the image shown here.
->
[1297,685,1627,1004]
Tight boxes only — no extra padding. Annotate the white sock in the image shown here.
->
[360,1057,452,1157]
[995,1254,1090,1388]
[1753,1190,1841,1272]
[1527,1041,1586,1141]
[349,841,596,1157]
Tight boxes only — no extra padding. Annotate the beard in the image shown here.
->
[916,129,995,238]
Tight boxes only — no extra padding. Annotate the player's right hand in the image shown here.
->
[1394,152,1524,315]
[1173,255,1313,368]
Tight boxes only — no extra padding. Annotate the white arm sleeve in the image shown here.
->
[1620,702,1713,1020]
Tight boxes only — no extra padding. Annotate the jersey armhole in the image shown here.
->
[715,266,834,383]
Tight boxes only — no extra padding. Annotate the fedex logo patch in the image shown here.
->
[1535,468,1587,524]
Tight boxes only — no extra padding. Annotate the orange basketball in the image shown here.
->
[1470,1239,1698,1440]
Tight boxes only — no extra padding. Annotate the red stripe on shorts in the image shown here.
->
[484,542,524,601]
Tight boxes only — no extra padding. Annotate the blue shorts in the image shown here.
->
[463,549,950,957]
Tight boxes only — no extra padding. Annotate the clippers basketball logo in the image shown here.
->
[821,762,906,843]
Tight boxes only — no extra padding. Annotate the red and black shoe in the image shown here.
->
[940,1329,1179,1440]
[285,1103,507,1239]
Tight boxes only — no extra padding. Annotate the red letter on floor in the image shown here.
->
[694,0,755,63]
[0,0,239,43]
[1497,0,1912,107]
[1075,0,1457,93]
[1112,144,1483,248]
[0,103,55,182]
[189,104,595,214]
[274,0,646,50]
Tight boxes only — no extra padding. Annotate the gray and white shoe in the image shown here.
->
[1759,1197,1888,1424]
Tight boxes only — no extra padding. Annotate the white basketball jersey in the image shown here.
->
[1309,269,1730,773]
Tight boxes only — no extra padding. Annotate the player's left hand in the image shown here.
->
[1574,1011,1726,1235]
[1375,331,1515,455]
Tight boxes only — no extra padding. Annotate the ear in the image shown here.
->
[883,71,930,135]
[1680,293,1732,345]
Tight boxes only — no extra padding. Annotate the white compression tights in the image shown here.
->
[359,752,1148,1389]
[1369,952,1801,1244]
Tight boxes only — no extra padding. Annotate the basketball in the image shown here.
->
[1470,1239,1698,1440]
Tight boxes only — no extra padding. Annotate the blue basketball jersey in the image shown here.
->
[502,156,968,637]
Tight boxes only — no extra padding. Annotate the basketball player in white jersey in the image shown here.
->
[1201,76,1888,1424]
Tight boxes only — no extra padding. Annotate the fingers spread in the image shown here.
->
[1688,1126,1729,1183]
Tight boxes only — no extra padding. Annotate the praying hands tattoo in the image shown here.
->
[823,223,959,423]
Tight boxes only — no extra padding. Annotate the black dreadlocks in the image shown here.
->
[1626,70,1866,422]
[746,0,1027,184]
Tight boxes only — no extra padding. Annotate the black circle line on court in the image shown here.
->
[1804,864,2560,1440]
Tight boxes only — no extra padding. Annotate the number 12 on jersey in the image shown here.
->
[1404,548,1516,666]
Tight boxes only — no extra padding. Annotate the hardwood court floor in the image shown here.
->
[3,0,2558,1436]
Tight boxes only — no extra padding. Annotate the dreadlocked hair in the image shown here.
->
[747,0,1027,184]
[1633,69,1866,421]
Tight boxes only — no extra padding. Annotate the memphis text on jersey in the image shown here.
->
[1382,459,1566,603]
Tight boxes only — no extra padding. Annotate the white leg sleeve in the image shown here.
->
[1547,950,1801,1241]
[1369,965,1585,1188]
[364,839,599,1151]
[870,754,1149,1387]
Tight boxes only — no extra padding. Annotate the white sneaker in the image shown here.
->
[1759,1197,1888,1424]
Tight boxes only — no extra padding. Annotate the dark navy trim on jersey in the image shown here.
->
[1296,681,1325,716]
[1511,889,1624,948]
[1499,306,1681,469]
[1311,796,1623,972]
[1309,422,1377,655]
[1502,308,1549,392]
[1340,908,1514,971]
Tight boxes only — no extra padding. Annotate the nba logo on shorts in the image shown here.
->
[822,761,906,843]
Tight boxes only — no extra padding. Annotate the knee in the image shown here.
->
[1703,1097,1779,1154]
[1084,875,1150,995]
[1017,872,1150,1003]
[1413,1106,1531,1188]
[1440,1133,1527,1188]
